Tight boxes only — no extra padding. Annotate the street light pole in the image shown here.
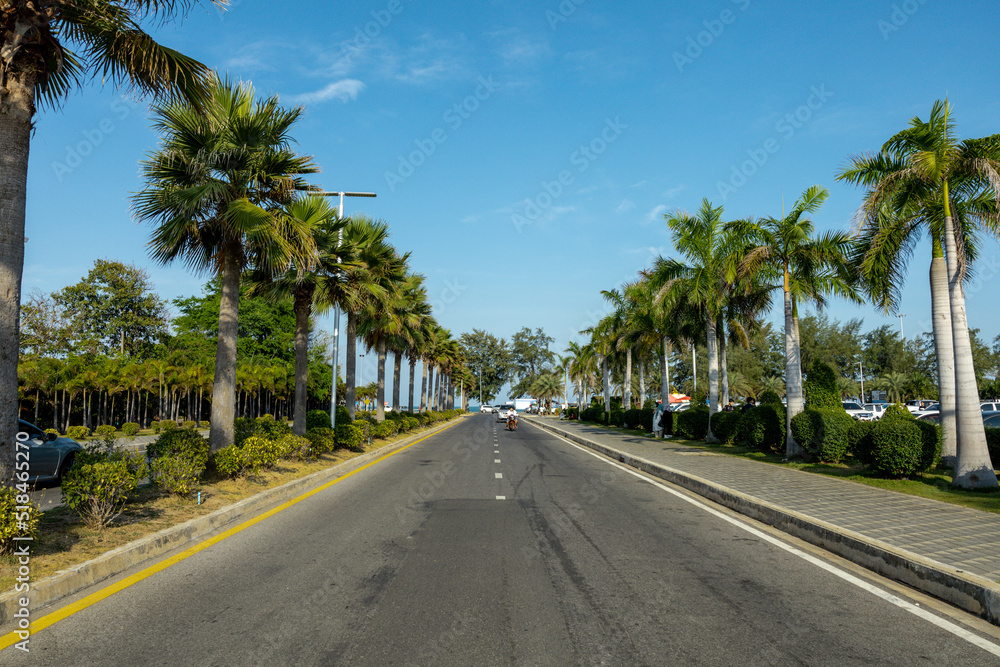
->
[898,313,906,341]
[316,190,376,430]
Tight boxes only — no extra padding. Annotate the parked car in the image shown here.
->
[981,402,1000,412]
[842,401,875,421]
[669,402,690,412]
[862,403,888,420]
[496,404,516,422]
[18,419,83,484]
[479,404,494,413]
[984,411,1000,428]
[904,399,936,414]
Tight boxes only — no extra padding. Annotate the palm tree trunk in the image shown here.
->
[624,347,633,410]
[637,356,645,409]
[784,285,804,457]
[376,340,387,421]
[720,329,730,407]
[420,361,428,412]
[660,338,671,406]
[944,212,998,488]
[602,357,610,412]
[34,390,40,424]
[0,69,33,479]
[392,351,402,412]
[705,312,720,443]
[209,253,240,452]
[930,249,957,464]
[408,356,416,413]
[292,291,311,436]
[428,365,437,411]
[345,313,358,420]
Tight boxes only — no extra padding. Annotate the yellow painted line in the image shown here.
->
[0,418,464,650]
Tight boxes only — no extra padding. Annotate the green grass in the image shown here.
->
[565,417,1000,515]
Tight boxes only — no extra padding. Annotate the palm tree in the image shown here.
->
[878,372,910,403]
[132,76,318,451]
[247,195,349,434]
[728,186,859,457]
[649,199,743,442]
[0,1,221,472]
[837,100,1000,487]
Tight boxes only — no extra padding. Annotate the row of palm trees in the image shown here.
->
[129,76,470,451]
[562,101,999,490]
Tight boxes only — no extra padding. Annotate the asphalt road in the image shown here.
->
[6,414,1000,665]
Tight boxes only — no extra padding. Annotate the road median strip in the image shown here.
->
[525,416,1000,626]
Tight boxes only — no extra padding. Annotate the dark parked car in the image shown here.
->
[17,419,82,484]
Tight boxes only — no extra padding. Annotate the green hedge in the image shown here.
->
[121,422,140,437]
[803,360,841,409]
[735,404,785,452]
[304,428,336,454]
[869,419,923,478]
[624,407,656,431]
[93,425,116,438]
[151,455,202,496]
[710,410,741,444]
[336,423,365,450]
[789,408,854,463]
[676,406,710,440]
[67,425,90,440]
[147,427,210,470]
[847,420,876,465]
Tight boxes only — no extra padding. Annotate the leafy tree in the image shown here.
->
[459,330,511,404]
[19,289,72,358]
[508,327,555,398]
[53,260,167,358]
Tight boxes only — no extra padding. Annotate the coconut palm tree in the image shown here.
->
[132,76,318,451]
[837,100,1000,487]
[728,186,860,457]
[0,1,222,472]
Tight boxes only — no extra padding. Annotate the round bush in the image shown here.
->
[94,425,117,438]
[336,423,365,450]
[67,425,90,440]
[758,390,783,407]
[736,405,785,452]
[241,435,283,471]
[277,434,313,460]
[181,420,197,430]
[160,420,178,433]
[847,420,876,464]
[151,421,161,434]
[255,414,292,440]
[913,420,942,472]
[212,445,246,478]
[869,419,923,478]
[307,410,332,431]
[121,422,140,437]
[803,361,840,409]
[676,407,710,441]
[790,408,854,463]
[305,428,336,454]
[151,454,202,496]
[147,427,210,469]
[710,410,741,444]
[61,452,146,529]
[199,420,210,428]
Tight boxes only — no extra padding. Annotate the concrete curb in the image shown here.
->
[525,417,1000,625]
[2,418,463,626]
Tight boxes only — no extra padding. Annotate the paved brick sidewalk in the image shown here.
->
[526,417,1000,584]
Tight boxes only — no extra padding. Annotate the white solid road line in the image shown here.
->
[533,423,1000,658]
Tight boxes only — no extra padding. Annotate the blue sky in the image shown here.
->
[25,0,1000,400]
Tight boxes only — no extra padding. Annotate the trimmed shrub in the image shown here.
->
[181,420,197,430]
[0,488,41,554]
[710,410,741,444]
[336,423,365,450]
[868,419,923,478]
[406,417,419,431]
[94,425,117,438]
[803,361,841,409]
[213,445,248,478]
[676,406,710,440]
[60,451,147,529]
[847,420,877,464]
[151,455,202,496]
[234,417,256,446]
[147,427,210,470]
[304,428,336,454]
[352,419,372,442]
[151,421,161,434]
[121,422,140,437]
[790,408,854,463]
[609,409,625,427]
[160,420,178,433]
[880,404,913,423]
[67,425,90,440]
[255,414,292,440]
[199,421,210,428]
[625,408,655,431]
[986,427,1000,469]
[759,390,783,407]
[242,435,283,471]
[914,420,942,472]
[336,406,352,426]
[307,410,332,430]
[278,434,313,461]
[735,404,785,452]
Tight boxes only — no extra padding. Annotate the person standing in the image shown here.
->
[652,399,666,439]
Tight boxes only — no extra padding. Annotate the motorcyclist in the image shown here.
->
[507,408,518,430]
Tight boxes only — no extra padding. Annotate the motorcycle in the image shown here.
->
[506,414,517,431]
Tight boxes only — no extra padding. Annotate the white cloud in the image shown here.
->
[645,204,669,222]
[284,79,365,105]
[616,198,635,213]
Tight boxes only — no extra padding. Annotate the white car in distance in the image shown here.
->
[862,403,887,420]
[842,401,875,421]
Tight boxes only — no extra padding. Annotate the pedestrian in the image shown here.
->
[741,397,756,412]
[723,400,735,412]
[652,399,665,439]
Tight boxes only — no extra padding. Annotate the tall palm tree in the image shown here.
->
[837,100,1000,487]
[728,186,859,457]
[247,195,349,434]
[649,199,742,442]
[132,76,317,451]
[0,0,221,472]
